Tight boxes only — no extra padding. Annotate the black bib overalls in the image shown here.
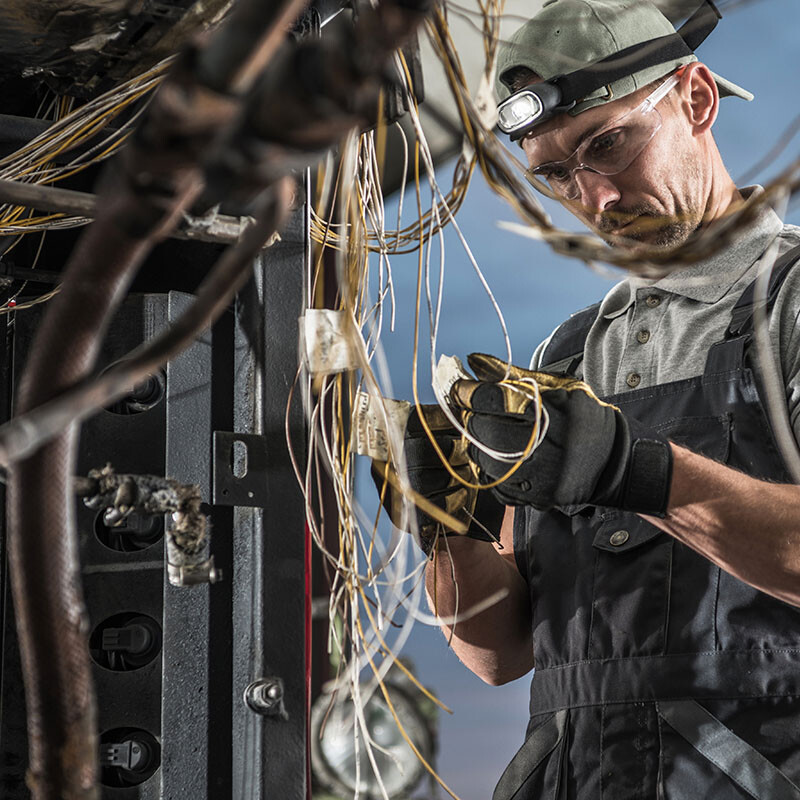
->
[494,250,800,800]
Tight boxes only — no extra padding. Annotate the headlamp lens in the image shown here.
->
[497,91,543,134]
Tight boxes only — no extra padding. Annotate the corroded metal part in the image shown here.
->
[0,0,234,97]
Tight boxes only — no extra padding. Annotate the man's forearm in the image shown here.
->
[643,444,800,607]
[425,532,533,685]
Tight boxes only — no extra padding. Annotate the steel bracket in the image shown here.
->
[212,431,269,507]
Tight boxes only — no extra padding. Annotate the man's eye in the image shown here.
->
[588,129,623,157]
[538,165,570,183]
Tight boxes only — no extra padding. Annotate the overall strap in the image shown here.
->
[728,242,800,338]
[539,301,601,371]
[705,242,800,375]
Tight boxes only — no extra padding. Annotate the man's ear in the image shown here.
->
[678,62,719,134]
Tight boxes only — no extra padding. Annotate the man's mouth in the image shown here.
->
[598,215,642,236]
[613,217,638,231]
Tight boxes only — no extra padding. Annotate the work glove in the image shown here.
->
[371,404,505,556]
[450,353,673,515]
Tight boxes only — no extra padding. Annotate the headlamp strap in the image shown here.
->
[681,0,722,52]
[554,0,721,106]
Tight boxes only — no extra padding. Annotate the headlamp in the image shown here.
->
[496,83,572,140]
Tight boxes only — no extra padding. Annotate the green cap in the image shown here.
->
[495,0,753,114]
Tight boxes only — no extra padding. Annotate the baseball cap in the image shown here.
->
[495,0,753,114]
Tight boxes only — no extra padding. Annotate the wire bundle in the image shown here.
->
[292,8,535,797]
[292,2,800,797]
[0,61,167,236]
[0,60,169,315]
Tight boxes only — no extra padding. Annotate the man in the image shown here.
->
[377,0,800,797]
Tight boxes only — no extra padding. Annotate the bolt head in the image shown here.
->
[245,678,284,715]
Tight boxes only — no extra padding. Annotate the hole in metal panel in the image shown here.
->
[93,509,163,552]
[231,439,248,479]
[99,727,161,787]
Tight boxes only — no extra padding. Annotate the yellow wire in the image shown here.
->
[357,582,452,714]
[308,50,474,257]
[405,143,542,497]
[0,286,60,315]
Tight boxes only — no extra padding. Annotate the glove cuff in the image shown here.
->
[622,436,673,516]
[618,418,674,516]
[593,415,673,516]
[468,488,506,541]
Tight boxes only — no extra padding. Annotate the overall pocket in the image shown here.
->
[589,511,672,659]
[588,414,732,660]
[493,710,569,800]
[652,413,731,463]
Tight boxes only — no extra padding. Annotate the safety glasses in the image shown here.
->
[525,69,683,200]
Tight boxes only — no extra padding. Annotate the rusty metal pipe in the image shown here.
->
[0,177,259,244]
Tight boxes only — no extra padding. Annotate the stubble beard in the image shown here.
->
[594,203,702,249]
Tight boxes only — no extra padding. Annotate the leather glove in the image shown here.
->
[371,403,505,556]
[450,353,673,515]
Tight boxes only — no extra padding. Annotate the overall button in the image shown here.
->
[610,530,630,546]
[626,372,641,388]
[636,329,650,344]
[645,294,661,308]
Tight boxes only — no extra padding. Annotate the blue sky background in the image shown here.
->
[353,2,800,797]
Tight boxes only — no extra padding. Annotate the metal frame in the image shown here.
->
[0,186,309,800]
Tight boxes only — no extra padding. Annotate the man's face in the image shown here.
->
[521,81,705,248]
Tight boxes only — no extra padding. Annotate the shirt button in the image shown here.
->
[610,530,630,546]
[645,294,661,308]
[636,329,651,344]
[626,372,641,388]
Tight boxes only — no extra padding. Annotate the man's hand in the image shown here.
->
[371,403,504,555]
[451,353,673,515]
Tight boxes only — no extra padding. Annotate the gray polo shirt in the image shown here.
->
[532,188,800,442]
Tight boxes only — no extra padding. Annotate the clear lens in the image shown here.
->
[524,70,680,200]
[498,91,543,133]
[527,105,662,199]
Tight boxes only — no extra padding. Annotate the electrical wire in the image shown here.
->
[0,60,169,240]
[2,1,770,796]
[287,2,800,793]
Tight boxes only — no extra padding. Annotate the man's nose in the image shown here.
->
[572,168,620,214]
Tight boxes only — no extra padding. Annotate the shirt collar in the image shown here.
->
[600,186,784,320]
